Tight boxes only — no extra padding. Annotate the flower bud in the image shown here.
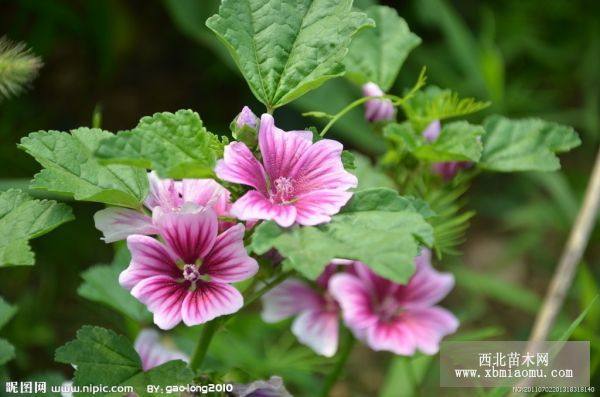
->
[422,119,471,181]
[231,106,258,147]
[362,82,395,122]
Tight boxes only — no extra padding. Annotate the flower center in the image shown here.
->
[376,296,403,322]
[270,176,295,203]
[182,264,201,283]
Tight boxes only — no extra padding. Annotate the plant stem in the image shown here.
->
[529,147,600,342]
[188,270,294,372]
[319,329,355,397]
[189,318,221,372]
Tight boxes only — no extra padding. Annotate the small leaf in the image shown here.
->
[55,326,194,397]
[96,110,224,179]
[19,128,148,208]
[480,115,581,172]
[0,296,17,329]
[351,153,395,190]
[385,121,484,162]
[206,0,374,109]
[252,188,433,283]
[78,247,151,323]
[0,189,74,267]
[344,6,420,91]
[0,338,15,366]
[341,150,356,170]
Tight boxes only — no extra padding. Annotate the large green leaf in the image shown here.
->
[351,152,396,190]
[55,326,194,397]
[78,247,150,323]
[19,128,148,208]
[0,189,74,267]
[385,121,484,162]
[251,188,433,283]
[344,5,420,91]
[480,115,581,172]
[206,0,373,110]
[96,110,224,179]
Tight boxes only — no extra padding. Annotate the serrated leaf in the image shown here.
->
[96,110,224,179]
[0,189,74,267]
[55,326,194,397]
[206,0,374,109]
[19,128,148,208]
[402,86,490,130]
[344,5,420,91]
[352,153,396,190]
[78,248,150,323]
[480,115,581,172]
[252,188,433,283]
[385,121,484,162]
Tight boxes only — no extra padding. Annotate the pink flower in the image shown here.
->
[362,82,395,122]
[94,172,232,242]
[235,106,258,129]
[422,120,471,181]
[120,205,258,329]
[134,329,189,371]
[261,264,341,357]
[329,250,459,355]
[215,114,357,227]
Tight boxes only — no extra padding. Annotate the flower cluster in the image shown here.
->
[262,250,458,357]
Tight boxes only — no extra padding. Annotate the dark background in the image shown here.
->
[0,0,598,395]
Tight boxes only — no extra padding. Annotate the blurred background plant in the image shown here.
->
[0,0,598,396]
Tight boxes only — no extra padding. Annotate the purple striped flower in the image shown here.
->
[94,172,232,242]
[134,329,189,371]
[329,250,459,355]
[362,82,395,122]
[261,264,343,357]
[120,205,258,329]
[215,114,357,227]
[232,376,291,397]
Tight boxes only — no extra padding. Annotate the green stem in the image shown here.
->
[189,318,221,372]
[188,270,294,372]
[319,329,355,397]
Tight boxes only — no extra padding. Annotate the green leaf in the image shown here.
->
[19,128,148,208]
[480,115,581,172]
[385,121,484,162]
[341,150,356,170]
[0,296,17,329]
[206,0,374,109]
[402,86,490,130]
[78,248,151,323]
[252,188,433,283]
[55,326,194,397]
[554,295,598,342]
[379,355,432,397]
[344,5,420,91]
[0,338,15,366]
[0,189,74,267]
[96,110,224,179]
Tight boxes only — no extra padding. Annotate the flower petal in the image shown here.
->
[294,189,354,226]
[292,309,339,357]
[202,224,258,283]
[328,273,378,330]
[365,320,416,355]
[231,191,297,227]
[181,282,243,326]
[145,171,181,210]
[261,279,323,322]
[291,139,358,192]
[399,249,455,308]
[215,141,268,193]
[120,235,180,290]
[258,113,312,180]
[402,307,459,355]
[153,205,218,263]
[131,275,187,330]
[134,329,189,371]
[179,179,231,215]
[94,207,157,243]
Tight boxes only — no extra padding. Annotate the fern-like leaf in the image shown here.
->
[0,37,42,100]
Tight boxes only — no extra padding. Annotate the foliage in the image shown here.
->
[206,0,374,110]
[55,326,194,397]
[0,189,73,267]
[0,297,17,365]
[96,110,226,179]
